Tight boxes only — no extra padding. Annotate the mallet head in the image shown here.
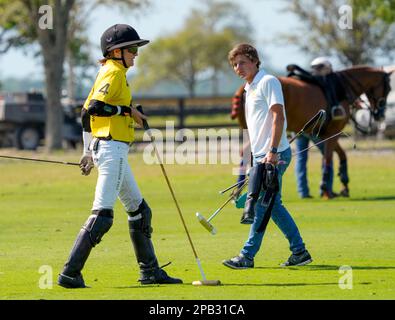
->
[196,212,217,235]
[192,280,221,286]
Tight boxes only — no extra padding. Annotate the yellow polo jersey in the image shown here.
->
[83,59,134,142]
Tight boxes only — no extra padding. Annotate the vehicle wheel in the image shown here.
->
[15,126,41,150]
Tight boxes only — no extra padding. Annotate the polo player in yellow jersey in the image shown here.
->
[58,24,182,288]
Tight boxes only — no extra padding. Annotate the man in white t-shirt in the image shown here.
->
[223,44,312,268]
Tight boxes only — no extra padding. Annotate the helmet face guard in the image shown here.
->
[101,24,149,57]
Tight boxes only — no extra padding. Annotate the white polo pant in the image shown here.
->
[91,139,142,213]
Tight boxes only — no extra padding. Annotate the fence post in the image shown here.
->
[178,98,185,129]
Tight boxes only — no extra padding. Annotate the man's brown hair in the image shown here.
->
[228,43,261,68]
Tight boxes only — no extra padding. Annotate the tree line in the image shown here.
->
[0,0,394,151]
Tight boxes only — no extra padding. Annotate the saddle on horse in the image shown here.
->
[286,64,347,121]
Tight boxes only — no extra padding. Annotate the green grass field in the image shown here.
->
[0,145,394,300]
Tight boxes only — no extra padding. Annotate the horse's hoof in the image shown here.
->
[340,189,350,197]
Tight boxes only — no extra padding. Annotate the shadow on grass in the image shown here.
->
[111,265,391,289]
[348,196,395,201]
[114,281,372,288]
[113,284,204,289]
[112,283,193,289]
[255,265,395,271]
[222,282,341,287]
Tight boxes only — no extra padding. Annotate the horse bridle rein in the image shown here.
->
[338,70,391,133]
[339,70,390,117]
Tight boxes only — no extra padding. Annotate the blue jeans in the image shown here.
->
[240,147,306,259]
[294,134,334,197]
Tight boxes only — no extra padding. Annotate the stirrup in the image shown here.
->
[331,105,346,121]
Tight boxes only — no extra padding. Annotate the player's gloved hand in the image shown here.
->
[120,106,132,116]
[130,106,148,128]
[79,154,94,176]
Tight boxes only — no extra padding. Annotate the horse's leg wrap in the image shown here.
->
[127,199,159,277]
[61,209,114,277]
[320,164,333,198]
[241,163,265,224]
[338,159,349,185]
[338,159,350,196]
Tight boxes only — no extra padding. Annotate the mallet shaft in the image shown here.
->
[207,180,248,221]
[137,105,201,260]
[219,178,247,194]
[0,155,79,166]
[207,194,236,222]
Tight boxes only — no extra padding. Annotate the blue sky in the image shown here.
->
[0,0,311,79]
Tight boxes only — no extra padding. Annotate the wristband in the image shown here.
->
[121,106,131,116]
[82,131,93,155]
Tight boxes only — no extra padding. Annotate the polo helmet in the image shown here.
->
[101,24,149,57]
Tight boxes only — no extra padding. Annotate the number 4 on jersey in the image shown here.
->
[98,83,110,95]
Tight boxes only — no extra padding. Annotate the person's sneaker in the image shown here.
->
[222,254,254,269]
[139,267,183,285]
[57,273,87,288]
[301,194,313,199]
[281,250,313,267]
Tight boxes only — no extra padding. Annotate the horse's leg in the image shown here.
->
[311,137,335,197]
[294,135,312,198]
[320,140,337,199]
[334,142,349,197]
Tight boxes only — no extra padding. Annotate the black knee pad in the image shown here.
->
[128,199,153,238]
[83,209,114,246]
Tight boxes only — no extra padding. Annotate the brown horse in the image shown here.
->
[232,66,392,198]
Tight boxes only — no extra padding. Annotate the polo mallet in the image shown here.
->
[218,109,328,196]
[196,180,247,235]
[0,155,79,166]
[136,105,220,286]
[209,109,328,225]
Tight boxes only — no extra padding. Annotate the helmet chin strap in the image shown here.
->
[120,49,127,68]
[110,49,128,68]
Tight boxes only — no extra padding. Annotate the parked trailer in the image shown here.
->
[0,92,82,150]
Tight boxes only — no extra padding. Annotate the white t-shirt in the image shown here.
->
[244,69,290,157]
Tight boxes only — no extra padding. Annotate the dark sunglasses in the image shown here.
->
[125,46,138,54]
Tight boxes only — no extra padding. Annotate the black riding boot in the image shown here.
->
[58,210,113,288]
[128,200,182,284]
[240,163,265,224]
